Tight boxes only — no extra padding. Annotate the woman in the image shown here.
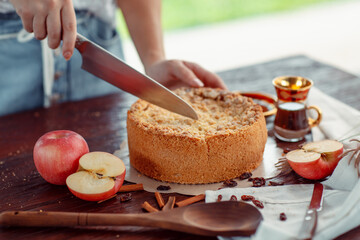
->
[0,0,226,116]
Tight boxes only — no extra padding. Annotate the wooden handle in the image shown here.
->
[0,211,153,228]
[0,210,196,235]
[0,211,86,227]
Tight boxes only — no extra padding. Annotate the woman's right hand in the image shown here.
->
[10,0,77,60]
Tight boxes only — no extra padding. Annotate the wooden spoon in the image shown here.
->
[0,201,262,237]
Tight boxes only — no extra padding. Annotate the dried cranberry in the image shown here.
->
[217,194,223,202]
[259,177,266,185]
[280,212,287,221]
[223,179,238,188]
[157,185,171,191]
[241,195,254,201]
[248,178,253,182]
[252,177,266,187]
[119,193,132,202]
[252,199,264,209]
[239,172,252,180]
[253,181,262,187]
[230,195,237,201]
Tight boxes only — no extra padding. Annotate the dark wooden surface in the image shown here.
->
[0,55,359,239]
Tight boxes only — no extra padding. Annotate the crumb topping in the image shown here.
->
[128,88,262,138]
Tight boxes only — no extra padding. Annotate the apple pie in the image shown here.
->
[127,87,267,184]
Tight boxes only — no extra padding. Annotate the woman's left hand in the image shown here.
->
[145,59,228,90]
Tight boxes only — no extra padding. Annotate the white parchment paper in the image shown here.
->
[114,136,282,195]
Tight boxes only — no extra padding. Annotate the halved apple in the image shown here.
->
[286,140,343,180]
[66,152,126,201]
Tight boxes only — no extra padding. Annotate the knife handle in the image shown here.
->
[297,209,318,240]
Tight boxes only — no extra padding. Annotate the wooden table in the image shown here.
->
[0,55,359,239]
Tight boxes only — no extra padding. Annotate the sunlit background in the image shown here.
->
[117,0,360,76]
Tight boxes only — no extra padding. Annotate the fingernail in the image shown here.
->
[63,51,72,61]
[194,78,204,87]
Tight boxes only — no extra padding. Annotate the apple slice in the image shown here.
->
[303,140,344,161]
[286,140,343,180]
[66,152,126,201]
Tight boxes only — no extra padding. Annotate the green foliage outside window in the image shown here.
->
[117,0,343,37]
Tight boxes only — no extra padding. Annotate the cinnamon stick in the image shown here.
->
[175,194,205,207]
[141,201,159,213]
[118,183,144,192]
[155,192,165,209]
[162,196,176,211]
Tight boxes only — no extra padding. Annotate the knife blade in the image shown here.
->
[74,33,198,120]
[298,183,324,240]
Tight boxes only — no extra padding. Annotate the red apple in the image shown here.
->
[286,140,343,180]
[33,130,89,185]
[66,152,126,201]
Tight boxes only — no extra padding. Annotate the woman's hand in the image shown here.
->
[145,59,228,90]
[10,0,77,60]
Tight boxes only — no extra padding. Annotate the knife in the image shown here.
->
[298,183,324,240]
[74,33,198,120]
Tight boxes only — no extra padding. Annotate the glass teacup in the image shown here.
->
[272,76,322,142]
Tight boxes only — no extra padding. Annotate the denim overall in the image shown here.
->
[0,11,125,116]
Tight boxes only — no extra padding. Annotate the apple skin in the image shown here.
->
[33,130,89,185]
[68,170,126,201]
[287,145,343,180]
